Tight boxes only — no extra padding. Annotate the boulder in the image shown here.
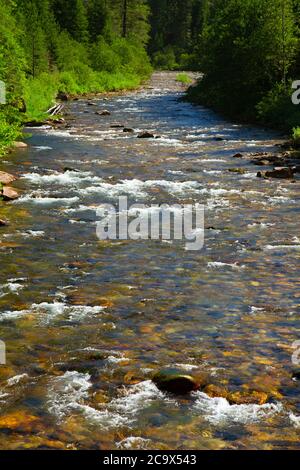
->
[2,187,19,201]
[232,153,243,158]
[13,141,28,149]
[123,128,134,133]
[138,132,155,139]
[152,369,201,394]
[0,171,17,185]
[265,167,294,179]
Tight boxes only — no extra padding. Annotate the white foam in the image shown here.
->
[7,374,29,386]
[116,437,152,450]
[208,262,245,271]
[33,146,53,151]
[249,306,265,315]
[193,391,282,425]
[47,371,92,421]
[0,302,106,324]
[289,412,300,428]
[0,282,24,298]
[14,195,79,206]
[264,245,300,252]
[22,171,102,186]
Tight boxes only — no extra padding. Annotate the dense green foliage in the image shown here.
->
[0,0,151,153]
[187,0,300,133]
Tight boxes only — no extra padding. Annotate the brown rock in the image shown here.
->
[0,171,17,185]
[232,153,243,158]
[2,187,19,201]
[123,128,134,133]
[13,141,28,149]
[138,132,155,139]
[265,167,294,179]
[0,219,9,227]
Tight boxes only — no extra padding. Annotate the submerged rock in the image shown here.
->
[0,171,17,185]
[123,128,134,133]
[152,369,201,394]
[228,390,269,405]
[0,411,41,433]
[138,132,155,139]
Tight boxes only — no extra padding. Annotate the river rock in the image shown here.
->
[0,219,9,227]
[152,369,201,394]
[138,132,155,139]
[97,110,111,116]
[265,167,294,179]
[292,368,300,380]
[2,187,19,201]
[0,171,17,185]
[232,153,243,158]
[123,128,134,133]
[13,141,28,149]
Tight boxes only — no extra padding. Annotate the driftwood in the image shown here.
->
[46,103,64,116]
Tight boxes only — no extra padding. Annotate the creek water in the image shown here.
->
[0,72,299,450]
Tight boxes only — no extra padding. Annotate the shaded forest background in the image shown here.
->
[1,0,300,154]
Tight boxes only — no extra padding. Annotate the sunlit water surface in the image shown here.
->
[0,72,299,450]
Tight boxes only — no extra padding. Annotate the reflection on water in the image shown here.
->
[0,72,299,449]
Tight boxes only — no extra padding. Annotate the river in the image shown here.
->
[0,72,299,450]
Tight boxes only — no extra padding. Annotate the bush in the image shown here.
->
[176,73,192,85]
[257,83,300,132]
[292,127,300,147]
[152,46,178,70]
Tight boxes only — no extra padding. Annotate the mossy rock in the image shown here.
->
[152,369,200,395]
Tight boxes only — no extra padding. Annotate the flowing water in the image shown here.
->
[0,72,299,450]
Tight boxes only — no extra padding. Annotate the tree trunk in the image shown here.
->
[122,0,128,38]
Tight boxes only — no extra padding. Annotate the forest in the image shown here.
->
[1,0,300,154]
